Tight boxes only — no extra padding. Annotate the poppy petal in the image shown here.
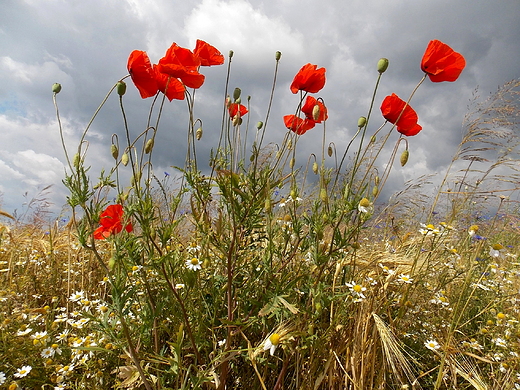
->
[127,50,159,99]
[421,40,466,83]
[194,39,224,66]
[290,63,326,94]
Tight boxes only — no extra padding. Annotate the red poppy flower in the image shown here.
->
[301,96,328,123]
[127,50,159,98]
[153,65,186,101]
[158,43,205,89]
[380,94,422,136]
[228,102,248,118]
[194,39,225,66]
[93,204,133,240]
[290,63,326,94]
[421,40,466,82]
[283,115,316,135]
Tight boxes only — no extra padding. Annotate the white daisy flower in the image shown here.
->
[14,365,32,378]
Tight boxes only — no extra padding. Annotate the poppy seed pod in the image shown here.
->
[400,150,409,166]
[275,51,282,61]
[145,138,154,154]
[377,58,389,74]
[196,127,203,140]
[358,116,367,128]
[111,144,119,160]
[233,87,241,101]
[256,121,263,130]
[121,153,129,166]
[312,104,321,121]
[116,81,127,96]
[52,83,62,94]
[312,161,319,174]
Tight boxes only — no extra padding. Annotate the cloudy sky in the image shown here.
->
[1,0,519,217]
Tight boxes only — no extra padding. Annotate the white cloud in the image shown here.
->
[184,0,304,67]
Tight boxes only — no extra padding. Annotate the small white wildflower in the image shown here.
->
[0,371,6,385]
[186,257,202,271]
[69,291,85,302]
[346,281,367,302]
[14,365,32,378]
[41,347,56,358]
[425,340,441,351]
[16,327,32,336]
[263,333,281,356]
[397,274,413,284]
[493,337,508,348]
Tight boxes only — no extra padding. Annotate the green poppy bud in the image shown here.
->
[287,138,293,150]
[72,153,80,169]
[327,145,333,157]
[144,138,154,154]
[256,121,263,130]
[229,50,234,58]
[275,51,282,61]
[290,189,297,199]
[370,135,376,144]
[108,257,116,270]
[52,83,62,94]
[374,176,380,186]
[235,96,241,105]
[116,81,126,96]
[372,186,378,197]
[377,58,389,74]
[196,127,203,140]
[400,150,409,166]
[264,198,271,212]
[320,188,328,202]
[111,144,118,160]
[233,87,241,101]
[289,157,295,169]
[358,116,367,128]
[121,153,129,166]
[312,161,319,174]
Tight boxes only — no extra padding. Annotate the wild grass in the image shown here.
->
[0,46,519,390]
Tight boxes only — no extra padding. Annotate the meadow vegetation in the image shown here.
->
[1,40,519,389]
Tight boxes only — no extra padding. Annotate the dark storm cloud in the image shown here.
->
[0,0,518,214]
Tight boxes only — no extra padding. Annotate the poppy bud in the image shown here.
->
[312,161,319,174]
[229,50,234,58]
[375,176,380,186]
[111,144,118,160]
[52,83,62,94]
[233,87,241,101]
[145,138,154,154]
[196,127,203,140]
[290,189,297,199]
[372,186,378,197]
[377,58,389,74]
[287,139,293,150]
[370,135,376,144]
[312,104,320,121]
[117,81,126,96]
[289,157,295,169]
[264,198,271,212]
[232,115,242,126]
[320,188,328,202]
[275,51,282,61]
[235,97,241,105]
[121,153,129,166]
[73,153,80,169]
[327,145,333,157]
[358,116,367,128]
[400,150,409,166]
[256,121,263,130]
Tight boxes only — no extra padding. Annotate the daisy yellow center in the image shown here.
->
[497,312,506,320]
[492,244,503,250]
[426,224,435,230]
[190,258,199,265]
[469,225,479,232]
[402,276,410,282]
[359,198,370,207]
[353,285,363,293]
[269,333,281,345]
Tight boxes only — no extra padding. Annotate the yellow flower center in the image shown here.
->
[269,333,281,345]
[353,285,363,293]
[492,244,503,250]
[359,198,370,207]
[190,258,199,265]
